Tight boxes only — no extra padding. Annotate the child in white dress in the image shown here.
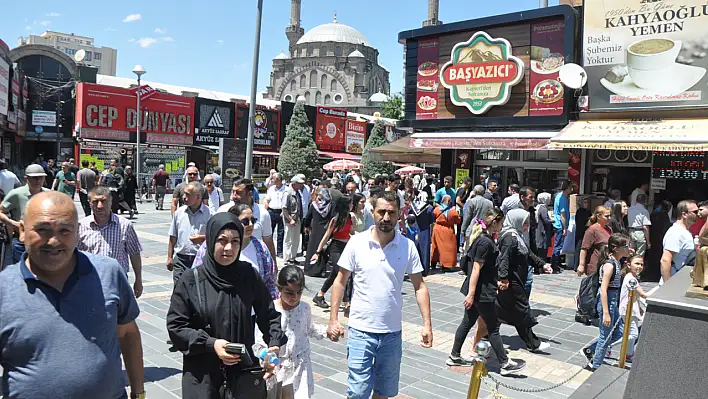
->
[255,265,327,399]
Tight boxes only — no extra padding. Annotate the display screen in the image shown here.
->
[652,151,708,180]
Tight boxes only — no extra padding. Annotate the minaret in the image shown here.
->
[422,0,442,27]
[286,0,305,56]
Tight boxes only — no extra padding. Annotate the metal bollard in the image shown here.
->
[618,278,637,369]
[466,341,490,399]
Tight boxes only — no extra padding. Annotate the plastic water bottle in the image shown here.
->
[258,349,279,366]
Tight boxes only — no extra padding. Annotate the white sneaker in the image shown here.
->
[529,342,551,353]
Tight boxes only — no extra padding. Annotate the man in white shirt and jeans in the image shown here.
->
[265,172,287,258]
[661,199,699,284]
[327,190,433,399]
[628,193,651,256]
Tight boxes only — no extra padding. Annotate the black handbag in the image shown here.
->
[193,268,267,399]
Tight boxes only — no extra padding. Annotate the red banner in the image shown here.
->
[315,106,347,151]
[529,20,566,116]
[416,37,440,120]
[75,83,194,145]
[345,120,367,154]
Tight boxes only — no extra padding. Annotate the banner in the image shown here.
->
[416,37,440,120]
[583,0,708,111]
[0,58,9,117]
[236,105,280,151]
[529,19,566,116]
[315,106,347,151]
[75,82,194,145]
[194,98,235,145]
[11,69,20,111]
[32,110,57,126]
[345,120,366,154]
[222,138,247,189]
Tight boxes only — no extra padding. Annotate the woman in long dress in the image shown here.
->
[304,188,340,277]
[431,195,461,271]
[412,194,434,276]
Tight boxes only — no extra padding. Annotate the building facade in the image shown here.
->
[18,31,117,76]
[264,1,390,114]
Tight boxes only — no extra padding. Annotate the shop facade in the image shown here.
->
[396,5,578,193]
[74,82,194,186]
[236,104,280,189]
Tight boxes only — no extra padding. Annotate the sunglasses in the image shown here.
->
[240,217,256,226]
[187,172,198,176]
[205,181,213,185]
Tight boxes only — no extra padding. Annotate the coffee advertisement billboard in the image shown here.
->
[584,0,708,111]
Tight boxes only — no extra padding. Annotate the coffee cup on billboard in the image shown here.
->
[626,38,681,89]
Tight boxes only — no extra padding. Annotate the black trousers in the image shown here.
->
[268,209,284,257]
[451,301,508,364]
[173,253,196,286]
[78,191,91,216]
[319,240,350,301]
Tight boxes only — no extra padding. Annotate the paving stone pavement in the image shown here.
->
[2,200,656,398]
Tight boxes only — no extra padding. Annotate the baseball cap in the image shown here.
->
[291,175,305,184]
[25,164,47,177]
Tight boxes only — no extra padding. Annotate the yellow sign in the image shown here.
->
[171,160,179,172]
[165,163,172,173]
[178,158,185,168]
[455,169,469,189]
[80,154,92,164]
[95,160,105,171]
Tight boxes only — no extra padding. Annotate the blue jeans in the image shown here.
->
[346,327,402,399]
[11,238,24,265]
[552,227,565,258]
[525,263,534,297]
[588,289,621,369]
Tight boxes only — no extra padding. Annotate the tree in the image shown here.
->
[277,101,319,179]
[361,119,394,177]
[381,94,403,120]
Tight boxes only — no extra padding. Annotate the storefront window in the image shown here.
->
[475,150,519,161]
[524,150,569,163]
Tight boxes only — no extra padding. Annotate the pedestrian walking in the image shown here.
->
[582,233,631,370]
[77,160,97,216]
[166,212,286,398]
[52,161,79,199]
[411,193,434,276]
[77,186,144,298]
[628,194,651,256]
[461,185,493,240]
[167,182,213,285]
[535,192,554,261]
[608,254,648,363]
[431,195,461,271]
[123,166,138,214]
[204,174,225,213]
[496,208,551,353]
[0,164,49,264]
[254,266,326,399]
[0,158,21,199]
[304,188,338,277]
[0,192,145,399]
[660,199,699,284]
[283,176,305,264]
[326,190,433,399]
[152,164,170,210]
[171,166,209,215]
[265,172,287,258]
[551,181,577,273]
[212,166,222,188]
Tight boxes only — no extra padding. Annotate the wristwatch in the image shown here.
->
[130,392,146,399]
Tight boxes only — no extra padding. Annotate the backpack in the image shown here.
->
[577,256,617,319]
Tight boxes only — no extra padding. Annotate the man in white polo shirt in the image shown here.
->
[327,190,433,399]
[265,172,286,258]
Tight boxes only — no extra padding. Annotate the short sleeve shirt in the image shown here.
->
[55,171,77,197]
[461,234,498,302]
[266,185,287,209]
[77,214,143,273]
[434,187,456,204]
[338,228,423,333]
[77,168,97,192]
[553,193,569,230]
[581,223,612,275]
[663,224,695,275]
[172,181,209,207]
[2,185,49,222]
[628,204,651,228]
[169,204,214,255]
[153,170,169,186]
[0,251,139,398]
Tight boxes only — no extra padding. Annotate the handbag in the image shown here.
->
[193,269,268,399]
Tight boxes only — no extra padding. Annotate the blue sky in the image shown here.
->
[2,0,559,97]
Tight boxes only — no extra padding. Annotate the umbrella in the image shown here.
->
[395,165,425,175]
[323,159,363,171]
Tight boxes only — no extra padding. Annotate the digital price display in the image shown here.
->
[652,151,708,180]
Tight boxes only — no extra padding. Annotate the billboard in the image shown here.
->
[584,0,708,111]
[236,105,280,151]
[0,58,8,116]
[194,98,235,145]
[75,83,194,145]
[345,120,366,154]
[315,106,347,151]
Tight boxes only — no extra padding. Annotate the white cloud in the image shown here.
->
[46,12,61,17]
[216,39,224,44]
[123,13,141,23]
[154,28,166,34]
[136,37,158,48]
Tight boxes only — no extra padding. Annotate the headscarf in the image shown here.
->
[313,187,332,218]
[412,192,430,216]
[500,208,530,255]
[440,194,453,216]
[202,212,246,291]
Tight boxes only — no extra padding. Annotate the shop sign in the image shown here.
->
[652,150,707,180]
[194,98,235,145]
[584,0,708,112]
[10,69,19,110]
[32,110,57,126]
[440,31,524,115]
[0,58,9,117]
[236,105,279,151]
[7,110,16,130]
[16,110,25,137]
[132,85,158,102]
[315,106,347,151]
[416,37,440,119]
[345,120,366,154]
[222,138,247,189]
[75,83,194,145]
[530,20,566,116]
[651,178,667,190]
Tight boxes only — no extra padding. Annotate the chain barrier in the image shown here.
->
[480,317,622,396]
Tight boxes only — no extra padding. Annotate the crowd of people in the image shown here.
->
[1,157,707,399]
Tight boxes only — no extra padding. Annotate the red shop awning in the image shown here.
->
[409,131,560,150]
[317,151,362,160]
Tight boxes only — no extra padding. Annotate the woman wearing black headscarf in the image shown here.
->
[304,188,342,277]
[167,213,287,398]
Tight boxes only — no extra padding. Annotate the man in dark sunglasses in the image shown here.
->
[171,166,209,216]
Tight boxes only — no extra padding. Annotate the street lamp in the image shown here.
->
[244,0,264,179]
[132,64,146,203]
